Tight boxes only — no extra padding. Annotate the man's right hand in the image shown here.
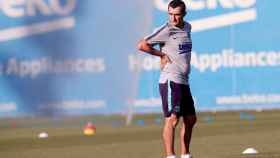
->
[160,54,172,70]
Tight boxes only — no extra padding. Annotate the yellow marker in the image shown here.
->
[84,128,96,135]
[83,122,96,136]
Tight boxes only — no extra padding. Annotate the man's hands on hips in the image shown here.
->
[137,40,171,70]
[160,54,172,70]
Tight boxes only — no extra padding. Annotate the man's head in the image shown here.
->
[168,0,186,27]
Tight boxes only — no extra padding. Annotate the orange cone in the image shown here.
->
[83,122,96,136]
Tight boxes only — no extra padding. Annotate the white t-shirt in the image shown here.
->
[145,22,192,85]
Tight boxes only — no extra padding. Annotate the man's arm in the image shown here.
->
[137,39,165,57]
[137,39,171,69]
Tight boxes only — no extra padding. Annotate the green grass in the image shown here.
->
[0,110,280,158]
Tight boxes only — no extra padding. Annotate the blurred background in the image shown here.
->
[1,1,280,158]
[0,0,279,118]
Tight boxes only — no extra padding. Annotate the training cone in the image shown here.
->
[242,148,258,154]
[83,122,96,136]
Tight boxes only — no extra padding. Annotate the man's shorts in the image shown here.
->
[159,81,196,118]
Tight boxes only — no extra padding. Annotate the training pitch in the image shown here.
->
[0,110,280,158]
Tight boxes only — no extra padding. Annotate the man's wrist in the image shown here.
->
[150,48,165,57]
[156,50,165,58]
[160,53,166,58]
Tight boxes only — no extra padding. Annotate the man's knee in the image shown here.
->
[165,114,179,128]
[183,115,197,127]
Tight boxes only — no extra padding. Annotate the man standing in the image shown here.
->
[137,1,196,158]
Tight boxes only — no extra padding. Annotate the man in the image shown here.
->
[137,1,196,158]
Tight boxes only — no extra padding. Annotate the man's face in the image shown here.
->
[168,6,185,27]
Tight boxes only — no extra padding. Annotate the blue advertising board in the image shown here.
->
[0,0,280,117]
[134,0,280,113]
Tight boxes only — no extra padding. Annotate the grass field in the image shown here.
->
[1,110,280,158]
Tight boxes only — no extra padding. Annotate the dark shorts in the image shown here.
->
[159,81,196,118]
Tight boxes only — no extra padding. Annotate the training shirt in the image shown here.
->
[145,22,192,85]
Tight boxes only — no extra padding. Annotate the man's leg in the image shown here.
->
[180,115,196,155]
[160,81,181,157]
[163,114,179,157]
